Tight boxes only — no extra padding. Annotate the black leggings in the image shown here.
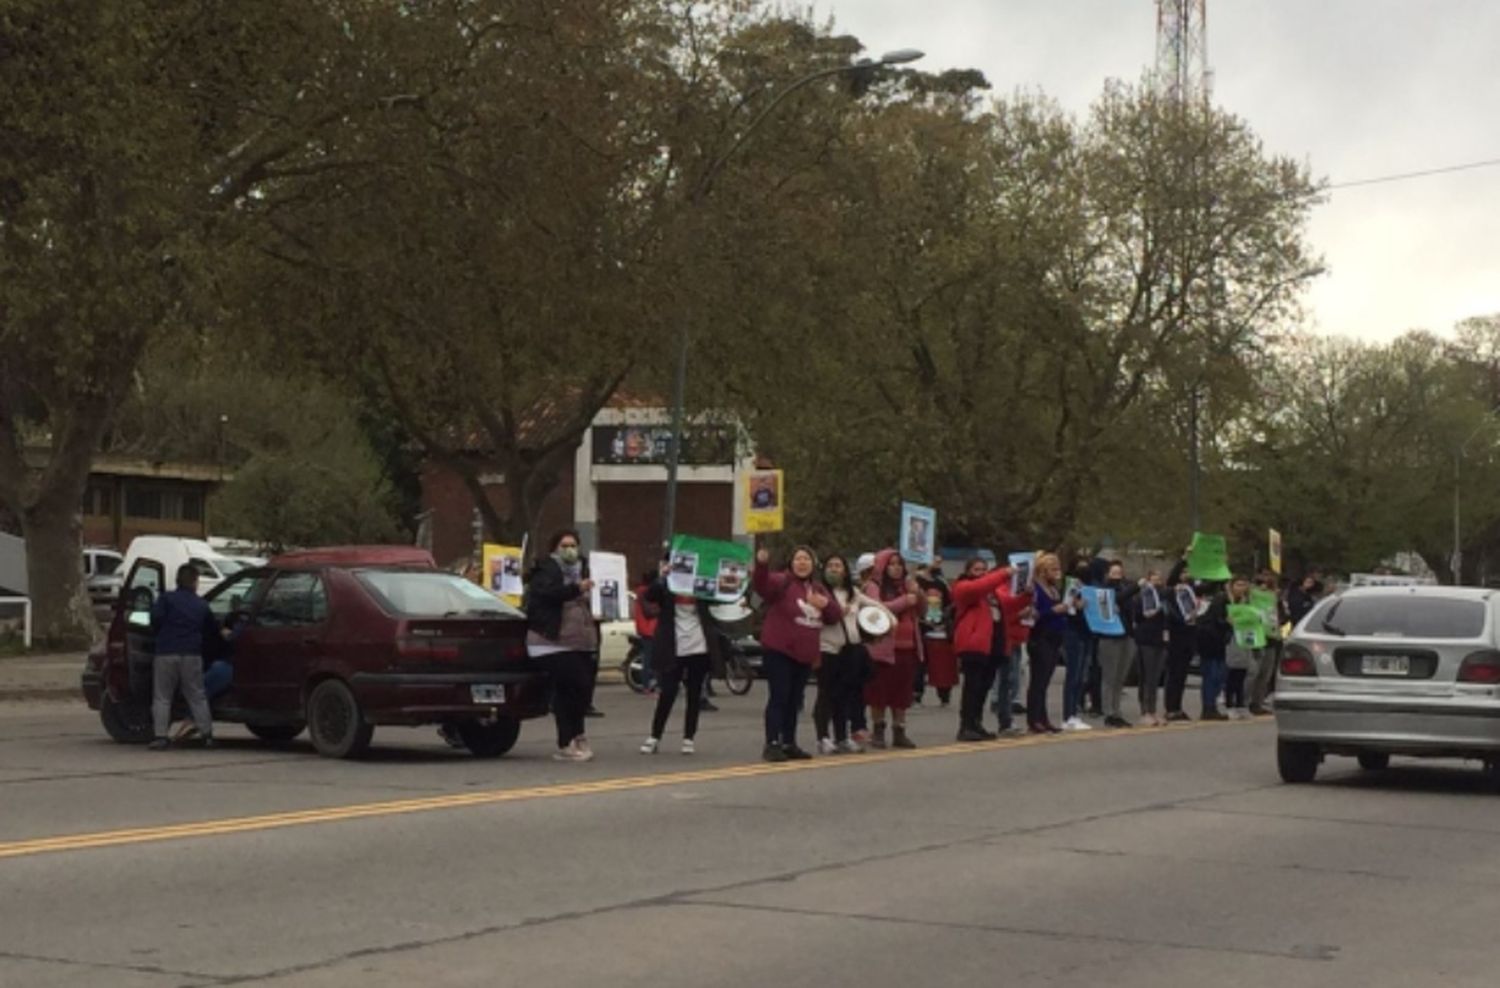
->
[1165,631,1195,714]
[763,649,811,747]
[548,651,595,748]
[959,652,997,731]
[815,650,865,743]
[1027,631,1063,728]
[1225,667,1248,710]
[651,654,710,740]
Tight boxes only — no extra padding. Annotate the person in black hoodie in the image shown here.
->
[525,530,598,762]
[1196,578,1232,721]
[1095,560,1138,728]
[1133,570,1169,726]
[1163,556,1198,723]
[638,571,725,755]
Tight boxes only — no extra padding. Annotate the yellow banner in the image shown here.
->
[1268,528,1283,575]
[744,470,784,533]
[481,543,525,606]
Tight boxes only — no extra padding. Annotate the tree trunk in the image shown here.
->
[20,500,96,650]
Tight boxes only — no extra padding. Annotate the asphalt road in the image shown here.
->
[2,686,1499,987]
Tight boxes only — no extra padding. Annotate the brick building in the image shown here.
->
[420,402,757,580]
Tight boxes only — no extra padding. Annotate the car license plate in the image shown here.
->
[1362,655,1410,676]
[470,684,506,704]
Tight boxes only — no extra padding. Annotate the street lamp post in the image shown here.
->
[658,48,925,550]
[1452,402,1500,583]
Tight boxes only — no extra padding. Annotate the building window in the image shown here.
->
[82,481,114,517]
[122,487,205,522]
[125,489,163,519]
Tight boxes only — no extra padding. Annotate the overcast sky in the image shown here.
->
[814,0,1500,342]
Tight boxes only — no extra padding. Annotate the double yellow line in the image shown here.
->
[0,720,1251,861]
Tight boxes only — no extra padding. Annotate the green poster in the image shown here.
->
[666,534,753,603]
[1187,532,1233,582]
[1249,588,1279,632]
[1228,603,1267,649]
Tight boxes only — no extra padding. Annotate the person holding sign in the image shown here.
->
[1163,556,1199,722]
[1132,571,1169,726]
[862,549,927,750]
[1249,571,1285,715]
[950,556,1019,741]
[525,530,598,762]
[1026,554,1068,734]
[1223,576,1259,719]
[1094,562,1138,729]
[753,546,842,762]
[816,555,888,754]
[638,568,728,756]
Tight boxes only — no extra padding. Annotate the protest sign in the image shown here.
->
[1139,584,1162,617]
[481,543,525,606]
[1248,587,1279,633]
[1268,529,1283,575]
[1229,603,1268,649]
[1083,587,1125,635]
[898,502,937,566]
[1009,552,1036,597]
[744,470,785,534]
[667,534,753,603]
[1188,532,1233,582]
[589,551,629,621]
[1174,585,1198,622]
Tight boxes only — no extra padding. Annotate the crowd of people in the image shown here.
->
[521,530,1331,764]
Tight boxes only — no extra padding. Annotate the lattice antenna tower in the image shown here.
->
[1156,0,1212,107]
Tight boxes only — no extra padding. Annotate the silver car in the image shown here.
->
[1275,586,1500,784]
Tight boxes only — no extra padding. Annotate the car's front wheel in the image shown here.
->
[100,694,153,744]
[1357,752,1391,772]
[1277,739,1320,784]
[457,719,522,758]
[247,722,306,745]
[306,680,374,759]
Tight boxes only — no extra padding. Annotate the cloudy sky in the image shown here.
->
[813,0,1499,342]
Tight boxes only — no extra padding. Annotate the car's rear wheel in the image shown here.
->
[306,680,374,759]
[247,722,305,745]
[1277,739,1320,784]
[457,719,521,758]
[1357,752,1391,772]
[100,694,153,744]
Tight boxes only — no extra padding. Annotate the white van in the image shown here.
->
[120,536,254,599]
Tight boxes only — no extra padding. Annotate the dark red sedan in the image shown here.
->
[82,546,551,758]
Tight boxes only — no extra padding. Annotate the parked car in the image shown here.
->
[121,536,252,598]
[1275,585,1500,785]
[81,546,551,759]
[83,547,125,604]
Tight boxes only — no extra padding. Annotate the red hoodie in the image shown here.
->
[951,568,1013,656]
[753,561,842,665]
[863,548,922,665]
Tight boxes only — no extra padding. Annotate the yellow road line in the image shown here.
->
[0,720,1257,861]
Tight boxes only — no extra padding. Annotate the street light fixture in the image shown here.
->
[658,47,925,550]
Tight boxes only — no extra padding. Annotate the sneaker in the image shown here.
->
[763,743,789,763]
[585,706,605,718]
[817,737,837,755]
[1063,717,1093,732]
[1104,716,1132,729]
[1028,723,1049,735]
[553,743,584,762]
[1011,702,1027,715]
[957,727,987,743]
[172,722,199,743]
[700,699,720,713]
[681,738,696,755]
[1000,725,1026,737]
[640,737,660,754]
[1200,708,1228,721]
[837,739,865,754]
[1166,710,1192,723]
[147,737,170,751]
[783,745,814,761]
[1248,704,1271,717]
[1044,723,1064,734]
[978,727,999,741]
[851,729,872,746]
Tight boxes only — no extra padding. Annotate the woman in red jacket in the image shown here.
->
[753,546,842,762]
[862,549,923,750]
[951,557,1015,741]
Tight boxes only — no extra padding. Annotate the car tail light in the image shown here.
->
[503,641,526,662]
[396,638,462,661]
[1280,644,1318,678]
[1457,650,1500,684]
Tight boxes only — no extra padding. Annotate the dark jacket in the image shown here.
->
[1196,591,1232,653]
[1132,584,1169,646]
[150,589,219,657]
[644,579,724,674]
[525,556,591,642]
[1165,559,1197,630]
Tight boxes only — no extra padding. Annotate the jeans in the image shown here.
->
[1063,628,1092,721]
[650,654,709,740]
[1165,631,1195,714]
[1097,636,1133,720]
[1136,644,1167,715]
[1225,667,1248,710]
[1200,650,1227,715]
[152,653,212,739]
[1251,642,1279,708]
[991,647,1025,714]
[762,649,811,748]
[1028,631,1063,728]
[638,638,657,690]
[548,651,595,748]
[958,652,997,732]
[203,660,233,701]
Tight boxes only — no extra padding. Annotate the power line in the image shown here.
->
[1327,156,1500,191]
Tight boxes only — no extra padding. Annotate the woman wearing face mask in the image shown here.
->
[525,530,598,762]
[816,555,889,754]
[951,556,1016,741]
[638,565,725,756]
[1163,555,1198,723]
[863,549,924,750]
[1223,575,1256,719]
[1133,569,1169,726]
[1096,560,1138,729]
[1027,553,1068,734]
[754,545,842,762]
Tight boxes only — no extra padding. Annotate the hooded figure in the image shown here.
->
[861,548,923,750]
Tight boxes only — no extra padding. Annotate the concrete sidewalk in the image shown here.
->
[0,653,85,701]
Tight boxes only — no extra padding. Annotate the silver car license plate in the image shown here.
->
[1362,655,1410,676]
[470,684,506,704]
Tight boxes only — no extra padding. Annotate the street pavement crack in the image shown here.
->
[0,947,227,984]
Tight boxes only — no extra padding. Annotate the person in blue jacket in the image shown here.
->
[148,564,220,750]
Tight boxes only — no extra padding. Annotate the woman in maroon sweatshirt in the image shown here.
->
[753,545,842,762]
[862,548,923,750]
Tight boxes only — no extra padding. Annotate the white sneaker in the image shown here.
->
[640,737,660,754]
[681,738,696,755]
[818,737,838,755]
[1064,717,1093,732]
[554,743,583,761]
[837,739,865,754]
[574,737,595,762]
